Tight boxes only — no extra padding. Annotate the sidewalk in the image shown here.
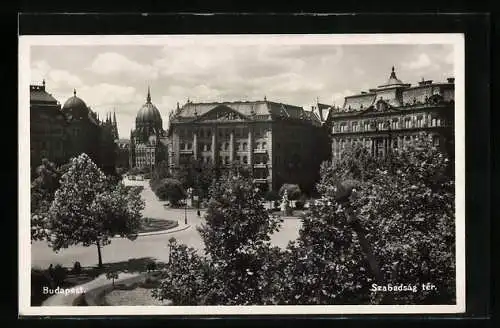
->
[42,272,141,306]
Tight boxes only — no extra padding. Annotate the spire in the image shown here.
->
[390,66,396,79]
[42,79,46,89]
[264,95,267,101]
[73,89,77,97]
[146,86,151,103]
[113,109,117,124]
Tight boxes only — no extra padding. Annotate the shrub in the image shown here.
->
[31,268,54,305]
[279,184,302,200]
[52,264,67,286]
[154,178,186,206]
[294,194,308,210]
[146,261,157,272]
[72,261,82,274]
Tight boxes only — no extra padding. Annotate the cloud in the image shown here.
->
[444,51,454,65]
[88,52,159,79]
[332,89,353,106]
[31,60,83,90]
[403,53,434,70]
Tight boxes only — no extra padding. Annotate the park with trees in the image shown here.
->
[30,131,455,306]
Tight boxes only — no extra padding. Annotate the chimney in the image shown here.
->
[447,77,455,84]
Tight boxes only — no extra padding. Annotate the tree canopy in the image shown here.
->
[47,153,145,267]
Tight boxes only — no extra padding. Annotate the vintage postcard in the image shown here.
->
[19,34,465,316]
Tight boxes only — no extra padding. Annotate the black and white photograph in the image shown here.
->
[19,34,465,315]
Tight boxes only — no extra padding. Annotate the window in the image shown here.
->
[180,142,185,150]
[187,143,192,150]
[243,142,248,151]
[255,142,260,149]
[352,122,358,132]
[207,143,211,151]
[224,143,229,151]
[392,119,398,129]
[243,156,248,164]
[405,118,411,129]
[225,156,230,164]
[262,142,267,149]
[236,156,241,162]
[207,130,212,137]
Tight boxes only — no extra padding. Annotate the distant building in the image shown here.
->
[30,82,119,175]
[327,67,455,160]
[115,139,130,169]
[30,81,67,168]
[167,98,329,193]
[129,87,168,170]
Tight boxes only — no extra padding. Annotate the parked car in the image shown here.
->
[129,175,136,181]
[136,175,144,181]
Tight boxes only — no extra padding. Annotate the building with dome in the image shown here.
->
[129,87,168,169]
[30,82,119,175]
[167,97,329,193]
[326,66,455,160]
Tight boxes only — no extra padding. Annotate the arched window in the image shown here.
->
[243,143,248,151]
[224,142,229,151]
[243,156,248,164]
[262,142,267,149]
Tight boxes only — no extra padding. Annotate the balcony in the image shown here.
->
[253,163,267,169]
[253,178,268,184]
[253,148,267,154]
[179,149,194,154]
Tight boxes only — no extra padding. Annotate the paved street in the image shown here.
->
[31,178,302,269]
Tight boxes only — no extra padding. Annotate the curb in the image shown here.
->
[136,224,191,237]
[111,224,192,239]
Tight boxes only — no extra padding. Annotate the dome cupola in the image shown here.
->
[62,89,89,119]
[136,86,163,127]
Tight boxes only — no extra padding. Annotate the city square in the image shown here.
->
[25,36,458,309]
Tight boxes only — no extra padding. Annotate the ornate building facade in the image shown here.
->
[30,81,67,169]
[129,87,168,169]
[327,67,455,160]
[167,98,329,193]
[30,81,119,175]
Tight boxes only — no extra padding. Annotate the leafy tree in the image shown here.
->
[173,158,216,199]
[47,153,145,268]
[31,158,61,241]
[264,190,280,209]
[153,178,186,206]
[276,132,455,305]
[151,160,171,182]
[279,183,302,201]
[153,175,283,305]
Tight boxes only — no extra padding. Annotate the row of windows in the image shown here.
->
[334,116,443,133]
[334,135,440,150]
[179,141,268,152]
[178,127,268,138]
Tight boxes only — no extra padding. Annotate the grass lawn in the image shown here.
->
[139,218,178,233]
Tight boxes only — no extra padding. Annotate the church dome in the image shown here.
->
[62,89,89,119]
[136,87,163,126]
[383,66,404,86]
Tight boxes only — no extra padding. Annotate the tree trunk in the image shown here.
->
[96,241,103,268]
[344,205,394,304]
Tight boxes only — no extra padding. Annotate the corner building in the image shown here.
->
[167,99,328,193]
[30,81,120,175]
[328,67,455,159]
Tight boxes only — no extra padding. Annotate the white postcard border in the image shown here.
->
[19,33,466,316]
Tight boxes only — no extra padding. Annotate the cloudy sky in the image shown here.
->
[30,42,454,139]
